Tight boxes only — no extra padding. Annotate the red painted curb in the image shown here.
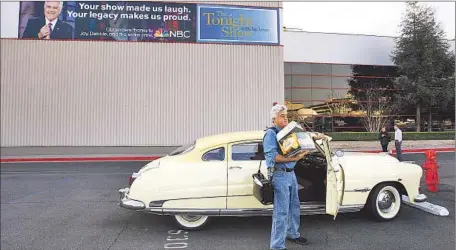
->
[0,156,160,163]
[391,147,455,153]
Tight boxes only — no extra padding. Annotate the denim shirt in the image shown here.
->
[263,125,297,170]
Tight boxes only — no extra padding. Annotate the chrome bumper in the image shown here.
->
[414,193,427,202]
[118,188,146,210]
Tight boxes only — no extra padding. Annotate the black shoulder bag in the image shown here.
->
[252,158,274,205]
[252,127,279,205]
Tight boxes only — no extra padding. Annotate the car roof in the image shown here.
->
[195,130,265,149]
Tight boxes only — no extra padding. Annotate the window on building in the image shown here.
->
[284,63,292,75]
[291,89,312,104]
[285,89,293,101]
[311,76,331,88]
[331,76,350,90]
[311,88,333,105]
[284,75,292,88]
[331,64,352,76]
[291,75,311,87]
[291,63,311,75]
[332,89,349,99]
[310,63,331,75]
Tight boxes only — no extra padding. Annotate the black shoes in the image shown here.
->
[269,237,309,249]
[286,236,309,245]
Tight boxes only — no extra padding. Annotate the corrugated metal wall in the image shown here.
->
[1,39,283,146]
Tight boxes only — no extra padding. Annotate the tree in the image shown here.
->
[391,2,455,131]
[347,65,400,132]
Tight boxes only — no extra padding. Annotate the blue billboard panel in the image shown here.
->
[197,5,279,45]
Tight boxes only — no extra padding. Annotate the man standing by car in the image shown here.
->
[263,103,310,250]
[394,124,403,161]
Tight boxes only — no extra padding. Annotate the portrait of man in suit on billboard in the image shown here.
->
[21,1,73,39]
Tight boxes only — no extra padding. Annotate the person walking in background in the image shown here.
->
[393,124,403,161]
[379,126,391,152]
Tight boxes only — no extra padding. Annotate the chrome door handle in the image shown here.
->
[229,166,242,169]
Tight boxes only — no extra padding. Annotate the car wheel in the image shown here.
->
[173,215,209,230]
[367,184,402,221]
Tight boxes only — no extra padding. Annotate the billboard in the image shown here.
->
[196,5,280,45]
[18,1,196,42]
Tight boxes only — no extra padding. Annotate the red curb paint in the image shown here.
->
[390,147,455,153]
[0,156,160,163]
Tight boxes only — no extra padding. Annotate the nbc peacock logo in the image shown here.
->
[154,28,169,38]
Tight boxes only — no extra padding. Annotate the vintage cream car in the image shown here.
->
[118,130,426,230]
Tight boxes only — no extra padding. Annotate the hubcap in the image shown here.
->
[182,215,203,222]
[377,190,396,212]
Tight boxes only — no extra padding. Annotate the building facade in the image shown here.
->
[1,1,284,147]
[282,30,456,132]
[1,2,454,147]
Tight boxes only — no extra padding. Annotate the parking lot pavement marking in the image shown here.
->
[402,195,450,216]
[164,230,189,249]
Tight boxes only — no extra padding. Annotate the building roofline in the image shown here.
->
[283,28,456,41]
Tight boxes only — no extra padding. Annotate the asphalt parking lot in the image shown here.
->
[1,152,454,250]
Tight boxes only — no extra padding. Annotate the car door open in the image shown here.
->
[321,137,344,219]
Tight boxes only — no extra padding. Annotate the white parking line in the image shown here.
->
[164,230,189,249]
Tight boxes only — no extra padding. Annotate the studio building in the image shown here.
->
[1,1,284,148]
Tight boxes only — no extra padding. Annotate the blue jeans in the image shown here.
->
[270,170,301,250]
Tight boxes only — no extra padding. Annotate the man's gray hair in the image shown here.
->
[270,104,287,120]
[45,1,64,9]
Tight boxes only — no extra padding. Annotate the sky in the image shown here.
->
[282,2,455,40]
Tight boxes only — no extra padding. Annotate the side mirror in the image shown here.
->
[335,149,344,157]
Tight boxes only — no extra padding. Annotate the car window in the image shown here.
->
[231,142,262,161]
[202,147,225,161]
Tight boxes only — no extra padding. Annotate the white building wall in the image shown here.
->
[283,30,456,66]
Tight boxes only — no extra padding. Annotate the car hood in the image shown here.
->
[138,158,163,173]
[333,151,422,176]
[335,151,399,165]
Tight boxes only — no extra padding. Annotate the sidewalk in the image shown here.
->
[1,140,454,163]
[331,140,455,152]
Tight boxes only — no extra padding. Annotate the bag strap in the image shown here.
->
[257,126,280,174]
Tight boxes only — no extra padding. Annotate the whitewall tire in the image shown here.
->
[173,215,210,230]
[367,184,402,221]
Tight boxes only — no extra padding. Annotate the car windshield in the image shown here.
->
[169,141,195,156]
